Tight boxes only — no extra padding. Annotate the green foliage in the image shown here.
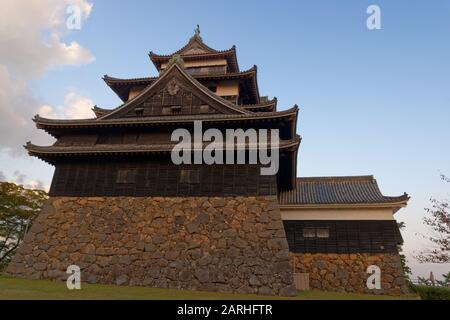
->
[411,285,450,300]
[412,271,450,300]
[397,221,412,277]
[0,182,48,271]
[417,276,433,285]
[436,271,450,286]
[417,174,450,263]
[399,252,412,277]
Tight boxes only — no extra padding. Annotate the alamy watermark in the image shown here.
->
[171,121,280,176]
[367,5,381,30]
[66,264,81,290]
[366,265,382,289]
[66,5,82,30]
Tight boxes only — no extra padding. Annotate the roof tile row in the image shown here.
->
[279,176,409,206]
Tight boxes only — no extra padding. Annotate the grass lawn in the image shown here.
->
[0,275,419,300]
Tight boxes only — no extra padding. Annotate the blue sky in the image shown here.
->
[1,0,449,278]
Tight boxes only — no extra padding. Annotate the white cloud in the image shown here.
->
[0,65,49,153]
[38,92,95,119]
[63,92,95,119]
[12,170,27,185]
[0,0,95,154]
[38,105,57,119]
[0,0,94,78]
[12,170,47,191]
[0,170,47,191]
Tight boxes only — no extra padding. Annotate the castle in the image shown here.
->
[7,30,409,295]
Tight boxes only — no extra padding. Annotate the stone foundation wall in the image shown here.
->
[290,252,409,295]
[6,196,296,296]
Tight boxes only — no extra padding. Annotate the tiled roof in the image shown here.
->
[149,36,232,58]
[149,36,239,72]
[241,98,277,112]
[103,67,258,103]
[279,176,409,206]
[103,66,257,86]
[34,105,298,127]
[25,137,301,161]
[102,75,158,85]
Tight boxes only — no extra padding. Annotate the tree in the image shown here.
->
[397,221,412,277]
[436,271,450,287]
[417,272,450,287]
[416,174,450,264]
[0,181,48,271]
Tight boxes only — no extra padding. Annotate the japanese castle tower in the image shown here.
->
[7,30,410,295]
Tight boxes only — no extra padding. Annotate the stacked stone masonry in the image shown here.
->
[290,252,409,295]
[6,196,297,296]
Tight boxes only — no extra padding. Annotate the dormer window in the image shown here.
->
[162,106,182,115]
[135,107,144,116]
[170,105,182,113]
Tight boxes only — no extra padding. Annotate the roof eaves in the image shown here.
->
[33,104,298,128]
[279,201,409,210]
[253,65,260,104]
[99,63,252,120]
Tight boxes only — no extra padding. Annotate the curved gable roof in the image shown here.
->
[103,66,259,104]
[173,35,220,55]
[149,36,238,72]
[100,63,251,120]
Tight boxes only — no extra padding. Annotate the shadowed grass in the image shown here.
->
[0,275,419,300]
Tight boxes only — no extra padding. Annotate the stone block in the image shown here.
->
[6,195,294,296]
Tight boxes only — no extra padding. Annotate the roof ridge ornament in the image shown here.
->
[195,24,200,36]
[165,54,185,70]
[190,24,202,42]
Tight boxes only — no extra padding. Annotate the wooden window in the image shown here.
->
[162,106,182,114]
[116,168,137,184]
[179,169,189,183]
[316,228,330,238]
[170,105,182,114]
[179,169,200,184]
[186,66,225,76]
[302,228,315,238]
[134,107,144,116]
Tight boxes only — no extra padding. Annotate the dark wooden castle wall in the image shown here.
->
[49,158,277,197]
[283,220,403,254]
[53,122,294,147]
